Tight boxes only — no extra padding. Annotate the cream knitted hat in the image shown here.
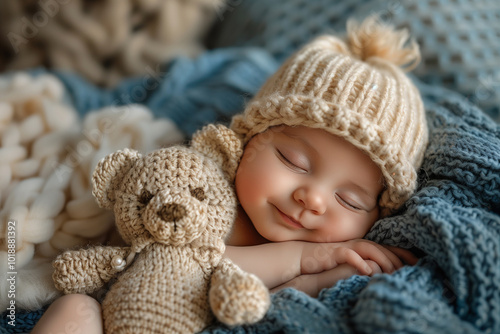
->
[231,16,429,216]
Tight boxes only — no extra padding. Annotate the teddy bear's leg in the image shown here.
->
[209,258,270,326]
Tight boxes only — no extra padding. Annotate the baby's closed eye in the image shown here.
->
[335,193,362,211]
[275,148,309,172]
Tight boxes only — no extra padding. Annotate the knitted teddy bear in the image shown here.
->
[52,124,270,333]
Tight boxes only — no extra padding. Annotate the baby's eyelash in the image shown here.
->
[277,149,292,164]
[335,194,361,211]
[276,149,306,172]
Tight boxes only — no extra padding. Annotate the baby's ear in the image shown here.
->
[191,124,243,181]
[92,148,141,210]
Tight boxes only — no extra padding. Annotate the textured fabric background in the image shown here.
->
[35,47,278,137]
[209,0,500,122]
[0,0,225,87]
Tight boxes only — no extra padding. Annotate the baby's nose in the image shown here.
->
[157,203,186,222]
[293,186,327,215]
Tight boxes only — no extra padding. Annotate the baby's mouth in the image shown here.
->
[275,206,304,229]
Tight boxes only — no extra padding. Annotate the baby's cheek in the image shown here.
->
[236,179,256,205]
[235,166,261,207]
[317,212,375,243]
[340,215,376,240]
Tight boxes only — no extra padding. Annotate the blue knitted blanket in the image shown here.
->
[2,47,499,333]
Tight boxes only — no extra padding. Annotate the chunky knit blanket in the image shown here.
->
[1,48,499,334]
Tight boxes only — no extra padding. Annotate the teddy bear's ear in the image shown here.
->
[92,148,141,210]
[191,124,243,181]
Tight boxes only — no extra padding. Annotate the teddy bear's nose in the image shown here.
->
[157,203,186,222]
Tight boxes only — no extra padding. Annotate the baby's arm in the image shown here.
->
[224,242,302,289]
[224,239,405,290]
[271,260,383,297]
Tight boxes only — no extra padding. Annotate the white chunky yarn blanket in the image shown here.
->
[0,73,184,310]
[0,0,225,87]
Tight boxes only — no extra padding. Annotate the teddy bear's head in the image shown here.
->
[91,124,243,253]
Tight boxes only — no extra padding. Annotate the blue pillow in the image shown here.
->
[210,0,500,122]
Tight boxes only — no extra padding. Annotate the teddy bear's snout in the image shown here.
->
[158,203,186,223]
[143,192,208,245]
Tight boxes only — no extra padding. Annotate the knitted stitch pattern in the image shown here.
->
[52,124,270,333]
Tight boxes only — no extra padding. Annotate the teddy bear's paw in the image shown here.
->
[209,259,270,326]
[52,246,130,294]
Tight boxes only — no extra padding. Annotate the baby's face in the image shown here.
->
[235,125,383,243]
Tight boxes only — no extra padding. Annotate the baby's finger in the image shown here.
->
[336,248,373,275]
[364,260,382,276]
[355,244,401,273]
[374,245,405,270]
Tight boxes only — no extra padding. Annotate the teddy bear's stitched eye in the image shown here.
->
[138,190,154,205]
[190,187,206,201]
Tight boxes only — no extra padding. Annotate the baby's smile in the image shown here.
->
[274,205,305,229]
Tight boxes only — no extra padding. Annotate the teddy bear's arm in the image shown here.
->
[53,246,130,295]
[209,258,270,326]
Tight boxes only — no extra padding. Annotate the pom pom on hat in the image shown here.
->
[231,16,429,216]
[347,15,421,70]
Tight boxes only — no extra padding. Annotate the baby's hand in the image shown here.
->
[299,239,409,276]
